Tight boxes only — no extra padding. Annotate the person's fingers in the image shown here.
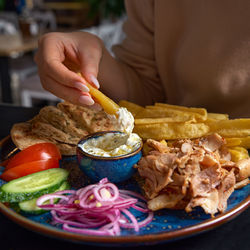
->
[40,75,94,106]
[78,94,95,106]
[90,103,102,111]
[34,32,103,106]
[73,82,89,92]
[77,42,102,89]
[46,59,87,88]
[35,38,86,88]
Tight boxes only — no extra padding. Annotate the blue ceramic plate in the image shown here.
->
[0,137,249,246]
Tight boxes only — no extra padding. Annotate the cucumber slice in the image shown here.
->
[0,168,69,203]
[18,181,70,215]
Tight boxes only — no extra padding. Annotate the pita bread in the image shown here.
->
[11,121,50,150]
[10,101,120,155]
[57,102,117,133]
[37,105,89,138]
[10,120,76,156]
[31,121,79,145]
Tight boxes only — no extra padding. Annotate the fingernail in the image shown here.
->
[90,103,102,111]
[79,95,95,105]
[90,75,100,89]
[74,82,89,92]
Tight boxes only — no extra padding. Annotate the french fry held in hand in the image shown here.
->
[85,82,120,115]
[78,73,119,116]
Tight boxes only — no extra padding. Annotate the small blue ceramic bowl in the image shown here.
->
[76,131,143,183]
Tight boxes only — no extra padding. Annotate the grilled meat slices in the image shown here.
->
[136,133,250,216]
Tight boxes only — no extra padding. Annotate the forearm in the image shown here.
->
[98,47,129,103]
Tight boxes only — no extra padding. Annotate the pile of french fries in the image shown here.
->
[119,100,250,162]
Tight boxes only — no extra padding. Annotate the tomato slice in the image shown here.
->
[6,143,61,170]
[0,158,59,181]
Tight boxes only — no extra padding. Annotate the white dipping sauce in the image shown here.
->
[79,132,141,157]
[108,107,134,135]
[116,107,134,134]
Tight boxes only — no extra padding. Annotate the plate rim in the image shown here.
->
[0,136,249,245]
[0,196,249,245]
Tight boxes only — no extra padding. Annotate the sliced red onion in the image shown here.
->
[121,208,139,232]
[36,178,153,236]
[119,189,147,201]
[52,190,76,195]
[93,183,119,202]
[36,194,69,207]
[120,210,154,229]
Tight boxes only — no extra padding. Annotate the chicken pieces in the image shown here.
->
[136,133,250,216]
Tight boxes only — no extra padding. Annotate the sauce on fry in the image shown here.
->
[112,107,135,134]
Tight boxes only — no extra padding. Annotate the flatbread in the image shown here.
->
[37,105,89,138]
[10,101,120,156]
[11,121,50,150]
[57,102,117,133]
[31,121,79,145]
[10,120,76,156]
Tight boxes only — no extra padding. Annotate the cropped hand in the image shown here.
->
[34,31,103,105]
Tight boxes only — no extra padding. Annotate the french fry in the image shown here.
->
[119,100,144,117]
[159,139,167,146]
[144,106,205,122]
[225,136,250,149]
[225,138,242,147]
[78,73,120,115]
[134,122,209,140]
[136,107,197,121]
[154,102,207,115]
[135,117,195,125]
[85,82,120,116]
[238,136,250,149]
[206,119,250,138]
[228,146,249,162]
[207,112,229,121]
[153,103,208,121]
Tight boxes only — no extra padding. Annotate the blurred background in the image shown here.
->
[0,0,126,108]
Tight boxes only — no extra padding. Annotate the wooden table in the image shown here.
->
[0,33,38,103]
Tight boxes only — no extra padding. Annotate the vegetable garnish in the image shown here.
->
[36,178,153,236]
[0,168,69,203]
[5,142,61,170]
[0,158,59,182]
[0,142,61,181]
